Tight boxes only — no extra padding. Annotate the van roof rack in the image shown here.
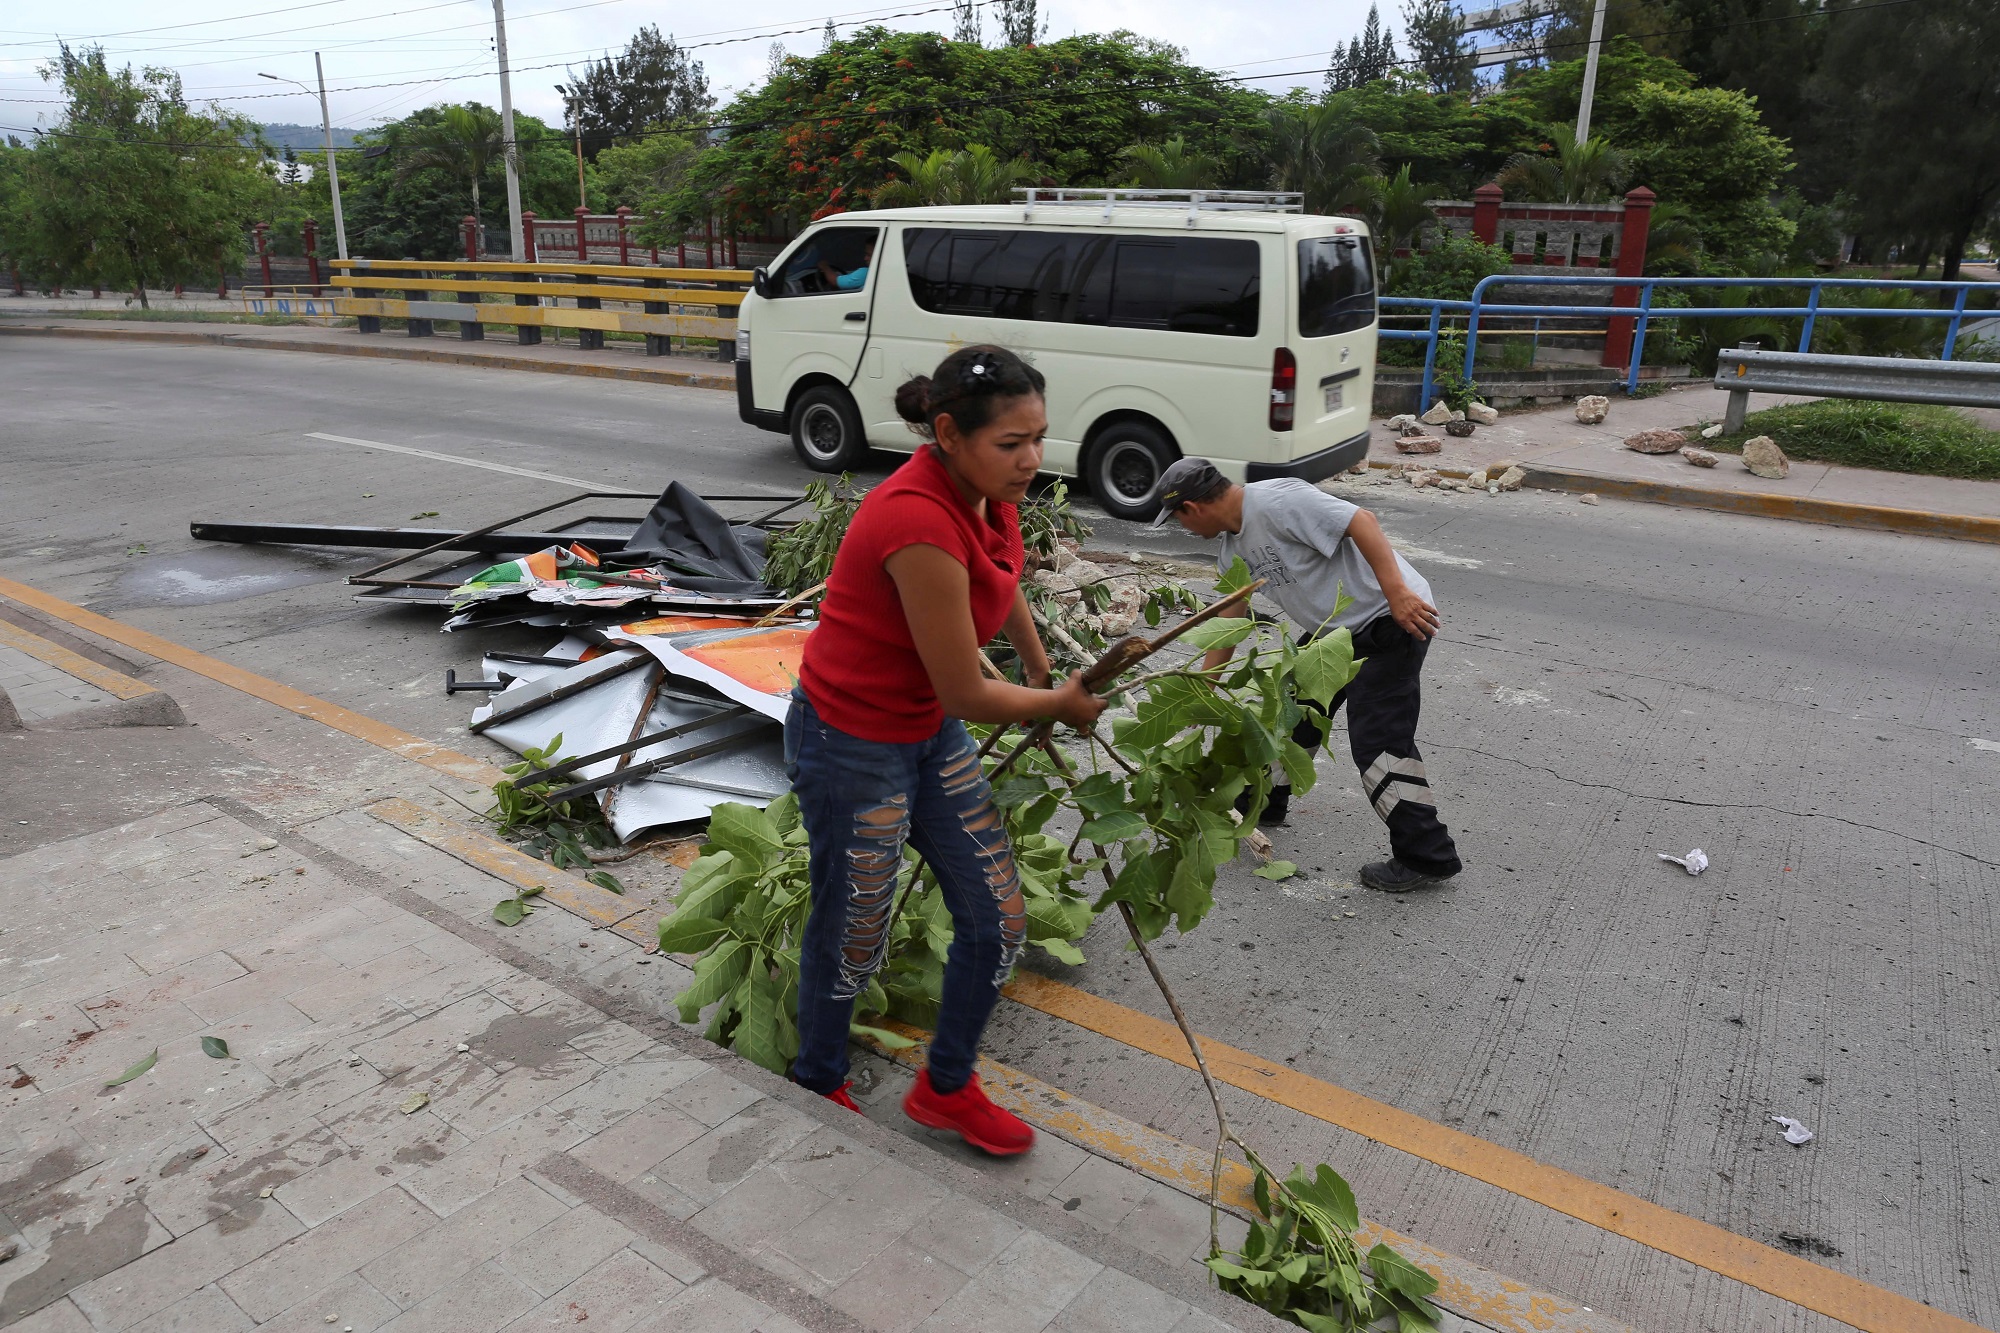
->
[1014,187,1305,226]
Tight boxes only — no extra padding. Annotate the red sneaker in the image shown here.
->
[902,1069,1034,1156]
[820,1082,863,1113]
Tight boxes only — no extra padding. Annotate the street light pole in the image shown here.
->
[314,54,347,259]
[492,0,526,262]
[1574,0,1609,146]
[260,65,347,259]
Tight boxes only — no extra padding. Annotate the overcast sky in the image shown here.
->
[0,0,1405,138]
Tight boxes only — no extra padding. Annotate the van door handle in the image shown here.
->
[844,311,867,322]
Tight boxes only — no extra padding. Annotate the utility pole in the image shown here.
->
[492,0,526,262]
[260,63,348,259]
[1574,0,1608,146]
[314,54,347,259]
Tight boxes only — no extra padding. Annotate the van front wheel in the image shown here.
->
[790,385,868,472]
[1085,423,1177,522]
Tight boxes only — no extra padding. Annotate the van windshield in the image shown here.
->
[1297,235,1376,338]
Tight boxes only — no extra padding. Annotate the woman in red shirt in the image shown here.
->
[789,345,1104,1155]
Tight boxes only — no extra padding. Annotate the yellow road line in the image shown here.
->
[1000,973,1982,1333]
[0,617,157,700]
[0,575,501,787]
[367,797,652,941]
[1,578,1973,1332]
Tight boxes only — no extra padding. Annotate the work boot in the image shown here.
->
[1234,784,1290,828]
[902,1069,1034,1155]
[819,1082,863,1113]
[1359,859,1456,893]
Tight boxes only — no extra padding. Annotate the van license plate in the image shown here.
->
[1322,382,1344,415]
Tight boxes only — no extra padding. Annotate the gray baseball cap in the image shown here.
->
[1147,457,1229,529]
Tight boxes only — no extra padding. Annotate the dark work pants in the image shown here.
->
[1286,615,1462,877]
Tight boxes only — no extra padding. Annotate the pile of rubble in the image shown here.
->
[1029,537,1151,639]
[1624,424,1792,478]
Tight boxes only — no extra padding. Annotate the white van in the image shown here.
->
[733,189,1378,520]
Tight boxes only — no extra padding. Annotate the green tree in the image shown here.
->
[1401,0,1475,93]
[1322,79,1543,198]
[595,132,702,212]
[650,29,1269,235]
[1120,136,1221,189]
[1809,0,2000,279]
[1264,99,1380,216]
[1327,3,1400,93]
[1619,81,1792,269]
[871,145,1035,206]
[1495,135,1629,202]
[996,0,1046,46]
[1359,164,1437,259]
[555,26,712,162]
[7,45,267,305]
[394,104,504,255]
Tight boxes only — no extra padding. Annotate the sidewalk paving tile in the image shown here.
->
[913,1229,1104,1333]
[499,1246,682,1332]
[399,1108,588,1218]
[359,1175,567,1308]
[647,1098,820,1209]
[494,1202,636,1297]
[68,1197,303,1329]
[906,1194,1024,1278]
[251,1272,401,1333]
[563,1101,708,1184]
[124,1282,255,1333]
[377,1260,541,1333]
[5,1298,95,1333]
[1047,1265,1198,1333]
[627,1275,772,1333]
[827,1238,971,1333]
[217,1184,435,1320]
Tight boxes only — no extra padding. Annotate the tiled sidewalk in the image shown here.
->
[0,801,1274,1333]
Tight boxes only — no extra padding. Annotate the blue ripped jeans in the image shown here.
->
[786,692,1026,1096]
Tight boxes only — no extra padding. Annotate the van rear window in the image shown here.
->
[905,229,1260,337]
[1297,236,1376,338]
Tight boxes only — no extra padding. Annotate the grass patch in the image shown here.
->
[1716,399,2000,479]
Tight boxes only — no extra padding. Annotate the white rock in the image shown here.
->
[1574,395,1610,425]
[1450,410,1466,422]
[1496,465,1527,492]
[1681,445,1719,468]
[1742,435,1790,479]
[1579,492,1600,505]
[1701,423,1724,440]
[1467,402,1499,425]
[1408,470,1441,489]
[1385,413,1418,431]
[1467,468,1489,488]
[1419,401,1453,426]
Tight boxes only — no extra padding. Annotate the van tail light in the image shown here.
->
[1269,347,1297,432]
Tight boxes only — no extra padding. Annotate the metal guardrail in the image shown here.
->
[326,258,755,359]
[1714,346,2000,430]
[1380,274,1995,412]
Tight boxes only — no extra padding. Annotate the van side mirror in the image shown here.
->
[751,267,772,298]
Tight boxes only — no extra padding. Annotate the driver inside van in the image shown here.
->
[817,237,876,291]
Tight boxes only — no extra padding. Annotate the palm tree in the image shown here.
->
[396,104,505,254]
[1496,136,1629,204]
[1119,136,1221,190]
[1361,164,1436,260]
[1264,103,1380,217]
[871,145,1034,207]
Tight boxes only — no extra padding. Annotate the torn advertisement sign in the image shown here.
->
[609,622,812,722]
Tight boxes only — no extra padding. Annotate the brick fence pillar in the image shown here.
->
[1470,182,1503,246]
[1602,186,1656,370]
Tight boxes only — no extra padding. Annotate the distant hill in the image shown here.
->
[259,122,362,151]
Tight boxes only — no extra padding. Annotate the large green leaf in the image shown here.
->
[674,850,750,919]
[674,939,749,1022]
[1291,1163,1361,1233]
[1180,616,1257,651]
[1069,771,1129,815]
[1080,811,1148,844]
[1216,554,1254,594]
[105,1048,158,1086]
[734,966,791,1075]
[1367,1243,1441,1310]
[1295,628,1359,706]
[705,803,787,866]
[1165,852,1213,930]
[656,912,733,954]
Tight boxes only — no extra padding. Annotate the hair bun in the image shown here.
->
[893,375,933,425]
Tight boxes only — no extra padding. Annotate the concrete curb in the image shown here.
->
[1365,461,2000,546]
[0,322,738,391]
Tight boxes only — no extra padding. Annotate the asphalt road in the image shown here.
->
[4,339,1998,1330]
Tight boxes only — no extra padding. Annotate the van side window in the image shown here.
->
[1297,235,1376,337]
[905,229,1260,337]
[771,226,880,296]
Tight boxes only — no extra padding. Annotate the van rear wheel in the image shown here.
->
[790,385,868,472]
[1085,422,1177,522]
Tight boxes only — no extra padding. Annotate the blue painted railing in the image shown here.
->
[1378,275,1990,412]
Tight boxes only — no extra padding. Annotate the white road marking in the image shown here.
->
[1969,738,2000,754]
[303,432,622,491]
[1395,543,1485,570]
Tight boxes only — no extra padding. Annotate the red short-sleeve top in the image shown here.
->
[799,447,1024,742]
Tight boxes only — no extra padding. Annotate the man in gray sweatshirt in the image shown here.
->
[1154,457,1462,892]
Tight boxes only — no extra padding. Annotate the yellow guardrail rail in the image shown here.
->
[324,258,756,350]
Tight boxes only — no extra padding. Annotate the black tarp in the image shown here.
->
[610,482,773,595]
